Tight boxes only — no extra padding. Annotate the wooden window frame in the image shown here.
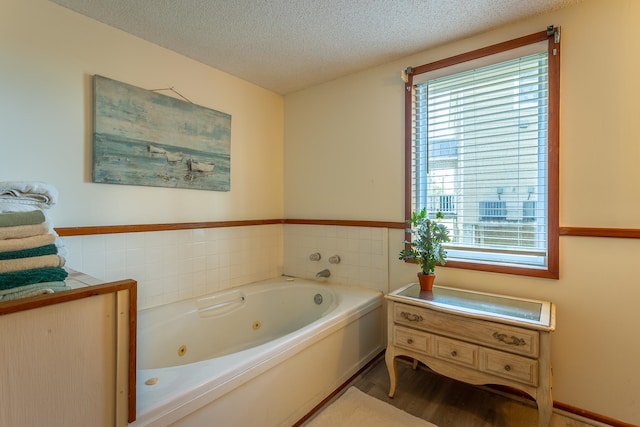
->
[404,27,560,279]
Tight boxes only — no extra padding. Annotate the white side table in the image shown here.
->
[385,283,556,427]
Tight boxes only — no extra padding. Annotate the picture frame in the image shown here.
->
[92,75,231,191]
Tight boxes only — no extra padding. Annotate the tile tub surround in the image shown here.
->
[62,223,391,309]
[283,224,389,294]
[62,224,283,310]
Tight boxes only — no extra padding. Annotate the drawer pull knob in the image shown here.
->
[451,350,457,357]
[400,312,424,322]
[407,338,414,344]
[492,332,526,346]
[504,364,512,372]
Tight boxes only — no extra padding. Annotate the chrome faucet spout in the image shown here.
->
[316,269,331,278]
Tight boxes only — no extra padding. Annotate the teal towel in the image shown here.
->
[0,244,57,260]
[0,210,46,228]
[0,267,68,290]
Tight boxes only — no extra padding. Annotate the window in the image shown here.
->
[404,27,560,278]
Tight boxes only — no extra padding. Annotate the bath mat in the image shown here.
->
[305,386,437,427]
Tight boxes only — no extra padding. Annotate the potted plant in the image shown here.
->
[399,208,451,291]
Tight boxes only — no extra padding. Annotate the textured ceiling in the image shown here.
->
[48,0,580,94]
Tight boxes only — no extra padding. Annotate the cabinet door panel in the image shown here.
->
[0,294,122,427]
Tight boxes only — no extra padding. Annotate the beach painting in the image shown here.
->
[92,75,231,191]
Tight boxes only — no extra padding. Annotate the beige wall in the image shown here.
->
[3,0,640,424]
[285,1,640,424]
[1,0,284,227]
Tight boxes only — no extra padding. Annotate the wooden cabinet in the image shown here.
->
[0,271,136,427]
[385,284,555,427]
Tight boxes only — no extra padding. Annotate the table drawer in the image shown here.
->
[434,336,478,369]
[480,348,539,386]
[394,325,433,355]
[394,303,539,357]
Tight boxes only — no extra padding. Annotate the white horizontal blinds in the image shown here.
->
[412,50,549,268]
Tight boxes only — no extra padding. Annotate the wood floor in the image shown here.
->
[302,355,602,427]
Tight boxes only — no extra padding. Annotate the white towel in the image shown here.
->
[0,181,59,211]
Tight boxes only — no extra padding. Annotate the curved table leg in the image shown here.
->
[537,336,553,427]
[384,349,398,398]
[537,394,552,427]
[536,368,553,427]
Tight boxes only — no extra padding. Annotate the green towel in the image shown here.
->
[0,281,71,301]
[0,244,57,260]
[0,210,46,227]
[0,267,68,290]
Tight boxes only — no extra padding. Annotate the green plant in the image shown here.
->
[399,208,451,275]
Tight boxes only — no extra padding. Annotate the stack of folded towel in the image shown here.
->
[0,181,70,301]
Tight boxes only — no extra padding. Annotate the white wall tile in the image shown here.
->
[63,224,284,310]
[283,224,389,293]
[63,223,394,308]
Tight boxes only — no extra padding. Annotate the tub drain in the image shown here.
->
[252,320,261,330]
[178,345,187,357]
[314,293,323,305]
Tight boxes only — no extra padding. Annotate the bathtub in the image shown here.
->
[131,276,384,427]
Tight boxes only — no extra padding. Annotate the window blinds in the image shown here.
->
[411,51,550,268]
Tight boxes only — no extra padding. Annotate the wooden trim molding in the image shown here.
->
[293,350,386,426]
[126,280,137,423]
[55,218,406,236]
[486,384,636,427]
[559,227,640,239]
[553,401,638,427]
[284,219,405,229]
[403,357,636,427]
[0,279,135,315]
[55,219,284,236]
[56,220,640,239]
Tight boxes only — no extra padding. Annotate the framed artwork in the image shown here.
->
[92,75,231,191]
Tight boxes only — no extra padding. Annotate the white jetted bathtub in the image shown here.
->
[131,276,384,426]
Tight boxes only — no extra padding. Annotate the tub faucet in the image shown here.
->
[316,269,331,278]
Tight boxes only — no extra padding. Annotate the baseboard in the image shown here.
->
[401,356,635,427]
[295,352,636,427]
[292,350,386,426]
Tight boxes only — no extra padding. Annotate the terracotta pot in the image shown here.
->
[417,273,436,291]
